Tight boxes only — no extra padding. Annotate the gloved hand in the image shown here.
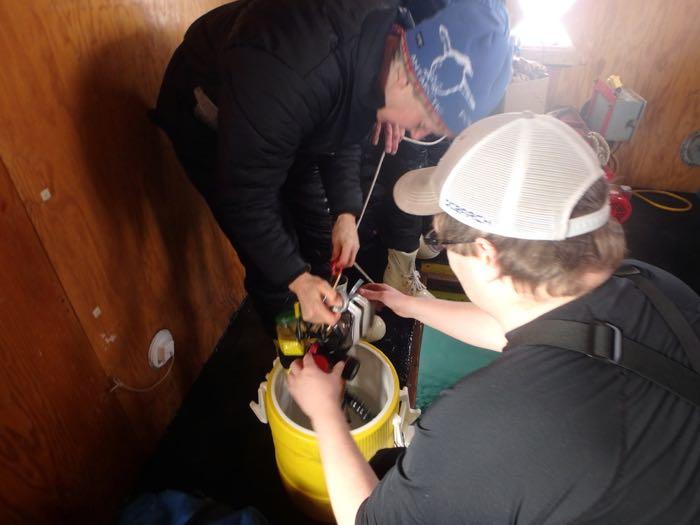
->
[331,213,359,274]
[289,272,342,325]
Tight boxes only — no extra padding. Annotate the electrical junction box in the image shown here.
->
[583,79,646,142]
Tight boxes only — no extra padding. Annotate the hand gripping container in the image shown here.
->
[250,341,420,523]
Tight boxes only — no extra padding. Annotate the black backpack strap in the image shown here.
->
[615,264,700,372]
[509,319,700,407]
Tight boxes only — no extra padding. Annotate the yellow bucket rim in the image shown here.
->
[268,341,400,438]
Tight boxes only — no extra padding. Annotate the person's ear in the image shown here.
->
[473,238,500,280]
[394,59,412,89]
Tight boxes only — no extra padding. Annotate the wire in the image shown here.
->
[332,151,387,290]
[402,135,447,146]
[631,190,693,212]
[109,355,175,393]
[353,261,375,284]
[586,131,610,166]
[609,152,619,174]
[603,141,692,214]
[357,136,447,235]
[333,135,445,291]
[356,151,386,230]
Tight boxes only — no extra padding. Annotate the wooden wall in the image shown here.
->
[0,1,244,523]
[516,0,700,191]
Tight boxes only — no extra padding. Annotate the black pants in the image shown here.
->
[152,46,332,335]
[369,447,406,479]
[369,138,450,253]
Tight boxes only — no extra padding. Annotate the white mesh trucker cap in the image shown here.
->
[394,112,611,240]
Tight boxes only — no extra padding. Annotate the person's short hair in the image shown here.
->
[434,177,626,297]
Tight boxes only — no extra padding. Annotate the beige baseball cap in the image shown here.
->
[393,112,610,240]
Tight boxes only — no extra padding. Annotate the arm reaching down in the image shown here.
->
[287,353,379,525]
[359,283,506,351]
[214,49,343,323]
[318,147,363,273]
[289,272,342,326]
[331,213,360,272]
[214,49,309,285]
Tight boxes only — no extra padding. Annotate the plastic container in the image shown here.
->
[250,342,418,523]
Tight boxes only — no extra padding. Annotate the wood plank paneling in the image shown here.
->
[0,0,245,446]
[0,1,247,522]
[0,158,138,525]
[545,0,700,191]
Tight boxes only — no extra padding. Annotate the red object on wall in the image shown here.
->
[583,80,619,138]
[603,165,615,181]
[609,187,633,223]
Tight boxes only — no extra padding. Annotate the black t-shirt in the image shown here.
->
[357,261,700,524]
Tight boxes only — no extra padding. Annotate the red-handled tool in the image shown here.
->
[309,342,359,380]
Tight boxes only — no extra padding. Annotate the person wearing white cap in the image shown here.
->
[287,112,700,524]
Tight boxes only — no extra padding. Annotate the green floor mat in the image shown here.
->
[417,326,500,410]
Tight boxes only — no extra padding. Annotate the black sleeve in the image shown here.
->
[212,49,314,286]
[318,143,364,218]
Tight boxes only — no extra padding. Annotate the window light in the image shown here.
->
[512,0,576,48]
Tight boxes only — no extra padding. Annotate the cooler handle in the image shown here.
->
[249,381,268,424]
[392,387,421,447]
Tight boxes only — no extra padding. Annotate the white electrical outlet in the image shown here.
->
[149,329,175,368]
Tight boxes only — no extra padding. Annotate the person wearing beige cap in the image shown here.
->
[287,112,700,524]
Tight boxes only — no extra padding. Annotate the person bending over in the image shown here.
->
[287,112,700,524]
[152,0,512,332]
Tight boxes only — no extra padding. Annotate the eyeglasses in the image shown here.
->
[423,229,476,251]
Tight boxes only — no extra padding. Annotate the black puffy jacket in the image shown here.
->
[157,0,399,286]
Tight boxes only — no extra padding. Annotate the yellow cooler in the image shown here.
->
[250,341,419,523]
